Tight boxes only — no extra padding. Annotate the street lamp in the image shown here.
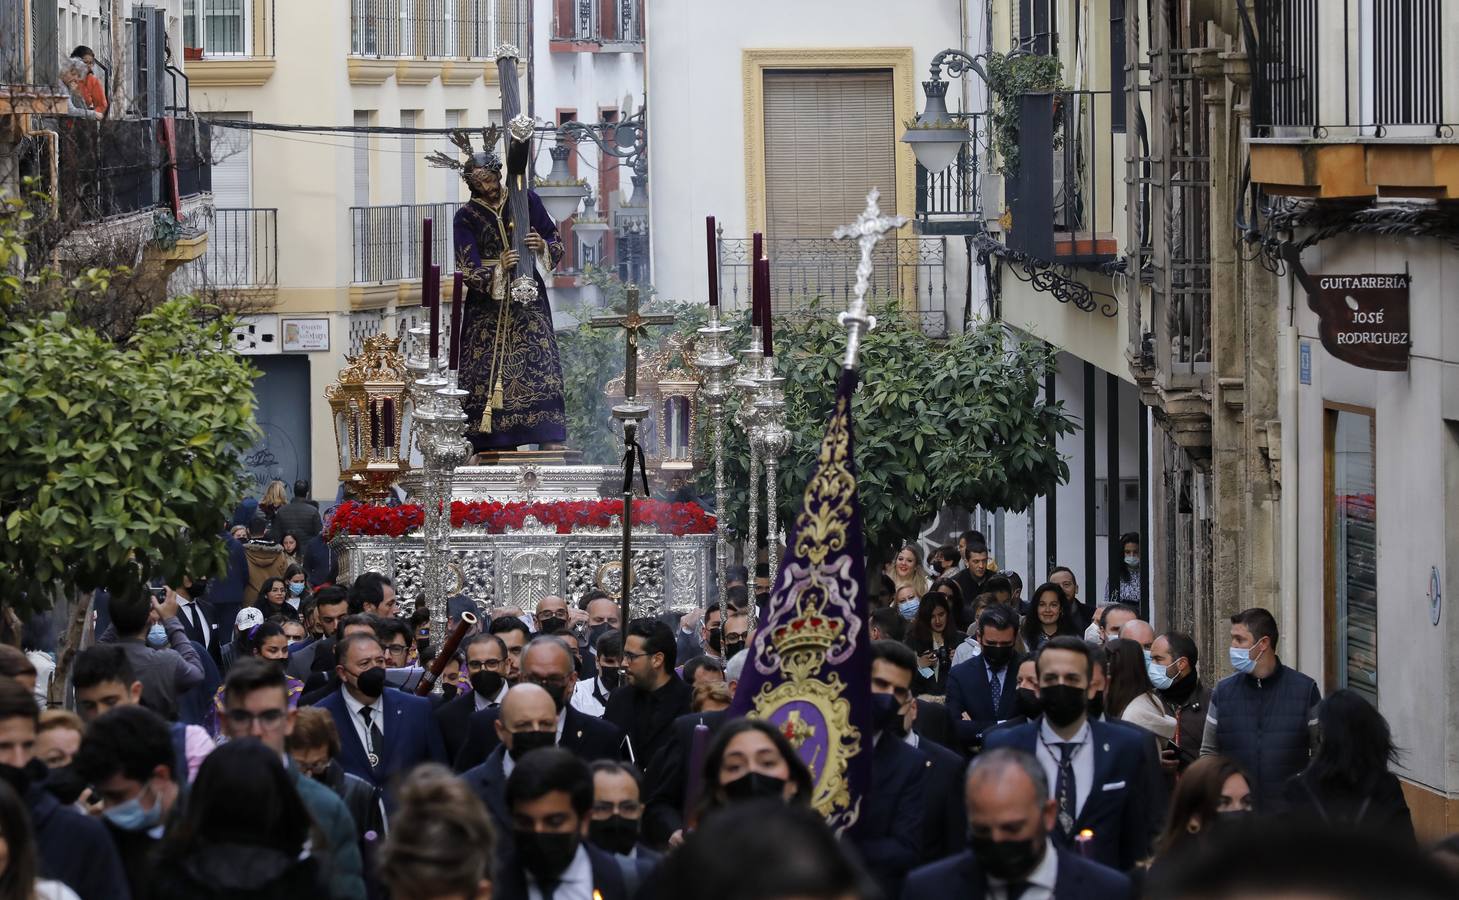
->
[902,49,983,173]
[534,143,590,223]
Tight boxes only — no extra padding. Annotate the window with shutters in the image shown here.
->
[1325,407,1377,704]
[354,110,372,208]
[400,110,418,206]
[183,0,250,56]
[441,110,463,201]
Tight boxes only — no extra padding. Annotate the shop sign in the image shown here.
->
[1308,274,1410,371]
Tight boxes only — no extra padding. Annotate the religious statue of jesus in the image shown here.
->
[431,128,568,454]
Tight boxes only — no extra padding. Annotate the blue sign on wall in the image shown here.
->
[1299,340,1312,385]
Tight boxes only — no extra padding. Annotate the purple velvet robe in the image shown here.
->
[453,189,568,451]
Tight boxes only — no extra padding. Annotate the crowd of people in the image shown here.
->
[1,515,1456,900]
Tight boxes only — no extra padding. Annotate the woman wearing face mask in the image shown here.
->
[0,780,79,900]
[287,709,386,851]
[282,564,310,610]
[1105,638,1176,747]
[1147,755,1252,873]
[379,764,494,900]
[251,577,301,623]
[206,623,302,738]
[1018,583,1081,652]
[695,720,813,828]
[907,592,955,697]
[1105,532,1142,607]
[884,545,929,600]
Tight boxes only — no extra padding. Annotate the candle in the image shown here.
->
[449,270,466,371]
[682,723,711,821]
[760,256,774,357]
[383,398,395,449]
[422,217,433,304]
[706,215,719,307]
[751,232,763,326]
[429,264,441,361]
[369,401,380,452]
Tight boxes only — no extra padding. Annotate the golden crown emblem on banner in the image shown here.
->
[770,602,844,682]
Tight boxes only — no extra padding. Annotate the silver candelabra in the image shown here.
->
[752,359,791,597]
[734,331,766,617]
[693,307,738,627]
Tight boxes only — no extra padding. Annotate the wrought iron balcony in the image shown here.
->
[176,207,278,291]
[350,0,529,59]
[550,0,642,48]
[182,0,276,59]
[914,130,984,236]
[350,202,458,284]
[40,117,213,221]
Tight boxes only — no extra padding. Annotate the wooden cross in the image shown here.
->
[591,285,676,401]
[833,188,906,368]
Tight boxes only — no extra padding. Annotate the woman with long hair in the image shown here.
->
[1105,638,1176,740]
[1280,688,1414,840]
[0,780,76,900]
[258,480,289,520]
[907,591,955,697]
[379,764,494,900]
[279,533,303,567]
[251,576,301,622]
[695,719,814,828]
[1105,532,1142,606]
[885,544,929,600]
[1150,755,1253,864]
[282,563,310,609]
[149,739,328,899]
[1018,582,1080,652]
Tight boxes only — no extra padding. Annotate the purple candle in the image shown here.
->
[760,256,773,356]
[449,270,466,370]
[751,232,763,326]
[682,723,711,821]
[369,401,380,452]
[421,217,434,304]
[706,215,719,307]
[429,264,441,361]
[383,398,395,448]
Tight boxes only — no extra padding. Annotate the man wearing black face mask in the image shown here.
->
[317,633,446,789]
[946,605,1022,754]
[436,633,509,762]
[587,761,660,863]
[496,748,652,900]
[984,636,1159,872]
[461,682,559,847]
[571,630,623,718]
[534,595,571,636]
[901,747,1132,899]
[853,645,930,899]
[454,637,626,772]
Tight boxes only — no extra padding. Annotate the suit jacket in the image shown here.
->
[176,598,223,667]
[851,735,928,898]
[302,533,338,587]
[454,703,625,772]
[945,656,1019,751]
[914,698,960,755]
[983,719,1155,870]
[493,843,651,900]
[603,676,694,776]
[642,708,733,846]
[434,688,480,762]
[460,745,512,844]
[916,736,968,862]
[899,846,1133,900]
[269,497,323,543]
[317,686,447,789]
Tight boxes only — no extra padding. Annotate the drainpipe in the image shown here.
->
[1280,268,1300,669]
[31,128,60,219]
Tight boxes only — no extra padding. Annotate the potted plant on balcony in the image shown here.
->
[185,46,204,61]
[985,51,1065,178]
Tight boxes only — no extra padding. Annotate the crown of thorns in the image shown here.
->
[426,125,504,176]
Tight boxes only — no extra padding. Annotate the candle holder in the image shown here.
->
[693,306,738,623]
[734,333,766,592]
[751,359,790,610]
[412,366,468,694]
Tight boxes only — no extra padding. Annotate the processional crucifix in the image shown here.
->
[591,285,676,628]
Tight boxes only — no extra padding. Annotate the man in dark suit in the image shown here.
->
[953,536,993,629]
[588,760,662,865]
[435,633,507,762]
[855,641,930,899]
[170,577,222,669]
[268,479,323,543]
[900,746,1133,900]
[314,632,446,790]
[983,636,1157,871]
[460,682,561,852]
[946,604,1023,754]
[604,618,692,774]
[286,586,349,682]
[641,706,733,847]
[493,748,654,900]
[453,636,624,771]
[912,698,959,754]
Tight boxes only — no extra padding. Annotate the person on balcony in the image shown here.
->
[68,48,107,117]
[57,59,100,120]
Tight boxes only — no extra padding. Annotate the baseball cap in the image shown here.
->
[235,607,265,631]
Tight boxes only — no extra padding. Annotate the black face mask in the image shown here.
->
[440,682,459,700]
[722,771,787,803]
[723,639,746,661]
[0,758,44,798]
[470,670,504,700]
[598,666,622,691]
[415,638,430,658]
[1014,687,1042,719]
[537,617,566,635]
[968,833,1045,881]
[509,729,557,761]
[981,644,1014,669]
[871,691,903,735]
[706,626,723,654]
[1087,691,1106,721]
[588,815,640,856]
[354,666,387,699]
[586,623,612,648]
[538,681,569,713]
[514,830,579,885]
[43,764,88,806]
[1039,684,1088,728]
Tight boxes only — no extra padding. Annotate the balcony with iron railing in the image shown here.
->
[1,0,69,117]
[1243,0,1459,199]
[350,202,458,285]
[175,207,278,293]
[914,129,984,236]
[348,0,530,84]
[183,0,278,87]
[550,0,644,51]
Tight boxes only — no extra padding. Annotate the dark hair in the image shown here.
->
[462,632,506,659]
[1103,638,1156,719]
[578,588,612,610]
[0,678,35,727]
[725,565,750,586]
[288,707,342,758]
[1116,532,1141,579]
[72,644,137,691]
[1049,565,1076,584]
[249,514,270,536]
[1304,689,1399,793]
[1161,631,1199,670]
[488,616,531,640]
[379,764,495,897]
[627,617,677,670]
[314,585,349,611]
[590,759,643,794]
[224,656,289,706]
[659,800,878,900]
[976,603,1019,636]
[872,639,917,675]
[725,584,750,610]
[1035,635,1094,679]
[931,545,960,568]
[869,606,907,643]
[0,647,34,683]
[909,591,953,644]
[594,629,623,658]
[348,572,394,614]
[158,739,315,859]
[71,45,94,59]
[960,529,986,547]
[0,780,40,900]
[74,704,175,784]
[1105,602,1139,620]
[1020,582,1080,647]
[253,576,287,609]
[375,616,413,647]
[1154,755,1251,858]
[963,538,989,558]
[684,655,725,685]
[931,576,963,606]
[240,620,286,657]
[338,612,379,635]
[1230,607,1279,648]
[505,747,593,816]
[1005,571,1023,592]
[699,719,814,823]
[109,589,152,636]
[984,574,1013,597]
[293,479,310,498]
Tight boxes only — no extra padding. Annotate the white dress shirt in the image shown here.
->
[340,685,384,758]
[1035,718,1094,819]
[526,843,592,900]
[986,839,1058,900]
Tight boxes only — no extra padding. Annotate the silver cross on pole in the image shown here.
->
[832,188,907,370]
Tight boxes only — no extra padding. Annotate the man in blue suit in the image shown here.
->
[315,632,446,790]
[946,604,1023,753]
[983,636,1155,871]
[901,747,1132,899]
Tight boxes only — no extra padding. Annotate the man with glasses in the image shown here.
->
[605,618,693,775]
[219,658,366,900]
[588,760,660,863]
[287,585,349,682]
[436,633,508,763]
[455,636,626,772]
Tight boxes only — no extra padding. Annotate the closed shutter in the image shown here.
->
[354,110,371,207]
[210,113,253,286]
[400,110,417,205]
[442,110,462,201]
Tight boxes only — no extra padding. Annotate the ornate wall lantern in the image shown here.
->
[326,333,413,499]
[654,333,701,479]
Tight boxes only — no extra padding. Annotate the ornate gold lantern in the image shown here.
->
[604,332,703,489]
[326,334,413,499]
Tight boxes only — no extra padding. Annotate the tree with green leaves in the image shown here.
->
[0,190,258,700]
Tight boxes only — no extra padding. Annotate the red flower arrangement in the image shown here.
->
[327,498,715,539]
